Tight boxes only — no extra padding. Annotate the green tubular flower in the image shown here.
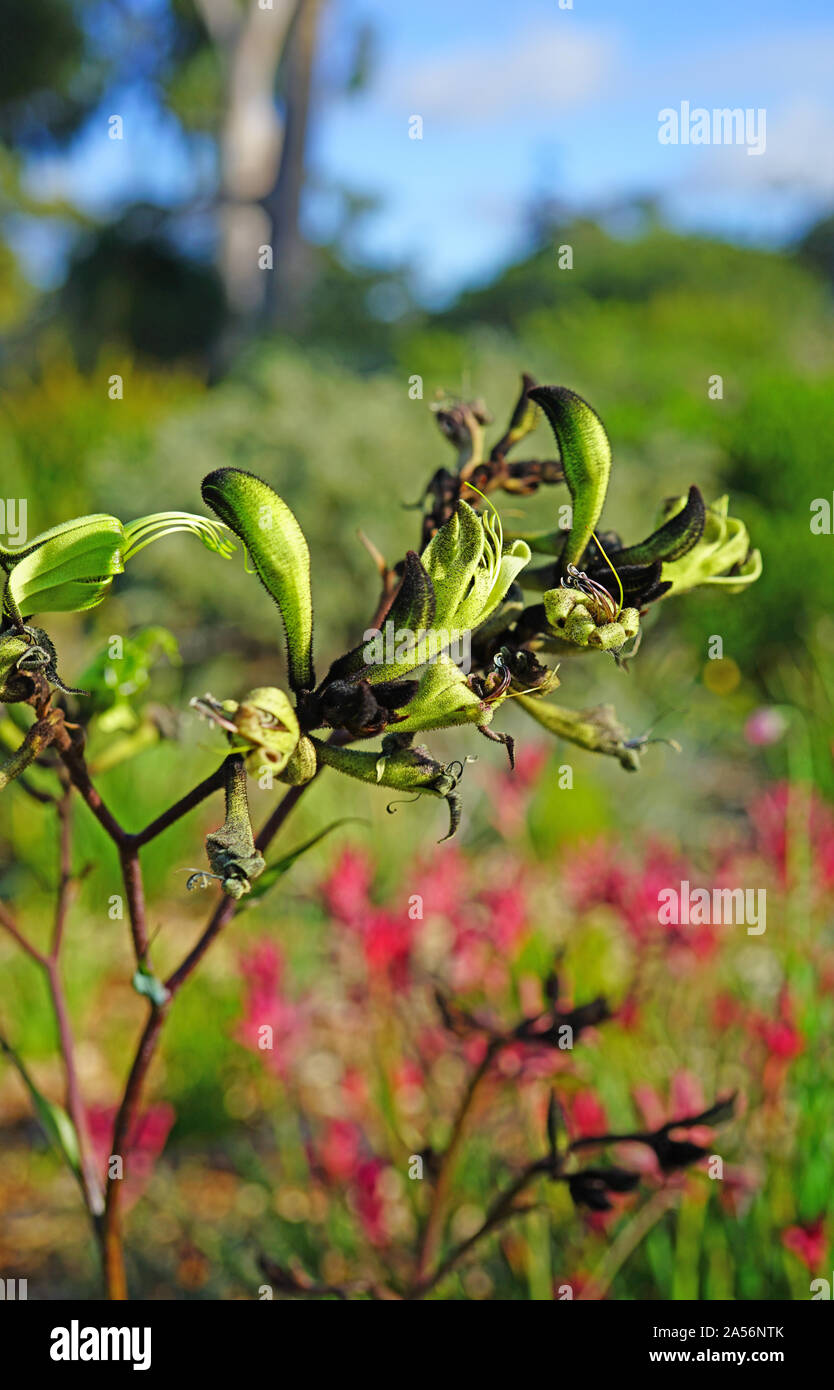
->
[527,387,611,568]
[516,695,645,771]
[309,735,467,841]
[327,500,529,687]
[658,495,762,596]
[0,512,234,622]
[1,515,124,619]
[387,655,499,734]
[201,468,315,694]
[421,500,530,634]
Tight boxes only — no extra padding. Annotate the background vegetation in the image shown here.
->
[1,0,833,1300]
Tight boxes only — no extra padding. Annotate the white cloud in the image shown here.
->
[379,24,617,125]
[678,100,834,199]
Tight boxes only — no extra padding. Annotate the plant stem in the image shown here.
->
[102,1003,169,1300]
[101,778,310,1299]
[0,708,64,790]
[410,1158,548,1298]
[119,846,150,963]
[45,957,105,1217]
[414,1037,500,1282]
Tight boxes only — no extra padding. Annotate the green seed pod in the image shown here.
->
[587,622,627,650]
[563,607,596,646]
[543,587,579,625]
[277,735,318,785]
[619,607,640,638]
[190,755,265,899]
[310,736,466,840]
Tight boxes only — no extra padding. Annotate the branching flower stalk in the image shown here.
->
[0,374,760,1298]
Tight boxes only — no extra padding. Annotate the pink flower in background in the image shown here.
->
[415,845,468,921]
[632,1083,667,1134]
[353,1158,389,1246]
[670,1070,706,1120]
[87,1103,175,1211]
[322,847,374,925]
[744,708,787,746]
[719,1163,762,1218]
[478,877,528,953]
[564,838,631,917]
[315,1119,363,1183]
[362,908,414,989]
[749,988,804,1066]
[236,940,305,1078]
[564,1089,609,1140]
[782,1218,827,1271]
[749,783,834,892]
[629,1073,712,1179]
[312,1122,390,1246]
[490,742,549,834]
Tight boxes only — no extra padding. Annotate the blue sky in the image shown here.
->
[20,0,834,300]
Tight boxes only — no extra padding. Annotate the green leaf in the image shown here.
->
[132,965,171,1007]
[0,1034,81,1175]
[528,387,611,567]
[202,468,315,692]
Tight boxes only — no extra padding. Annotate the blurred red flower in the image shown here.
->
[782,1218,827,1272]
[87,1102,175,1212]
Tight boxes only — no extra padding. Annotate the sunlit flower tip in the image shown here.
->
[2,514,125,618]
[1,511,236,624]
[420,498,531,637]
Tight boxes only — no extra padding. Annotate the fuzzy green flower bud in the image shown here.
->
[187,755,265,899]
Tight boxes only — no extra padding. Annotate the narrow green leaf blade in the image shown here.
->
[0,1035,81,1175]
[246,818,364,902]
